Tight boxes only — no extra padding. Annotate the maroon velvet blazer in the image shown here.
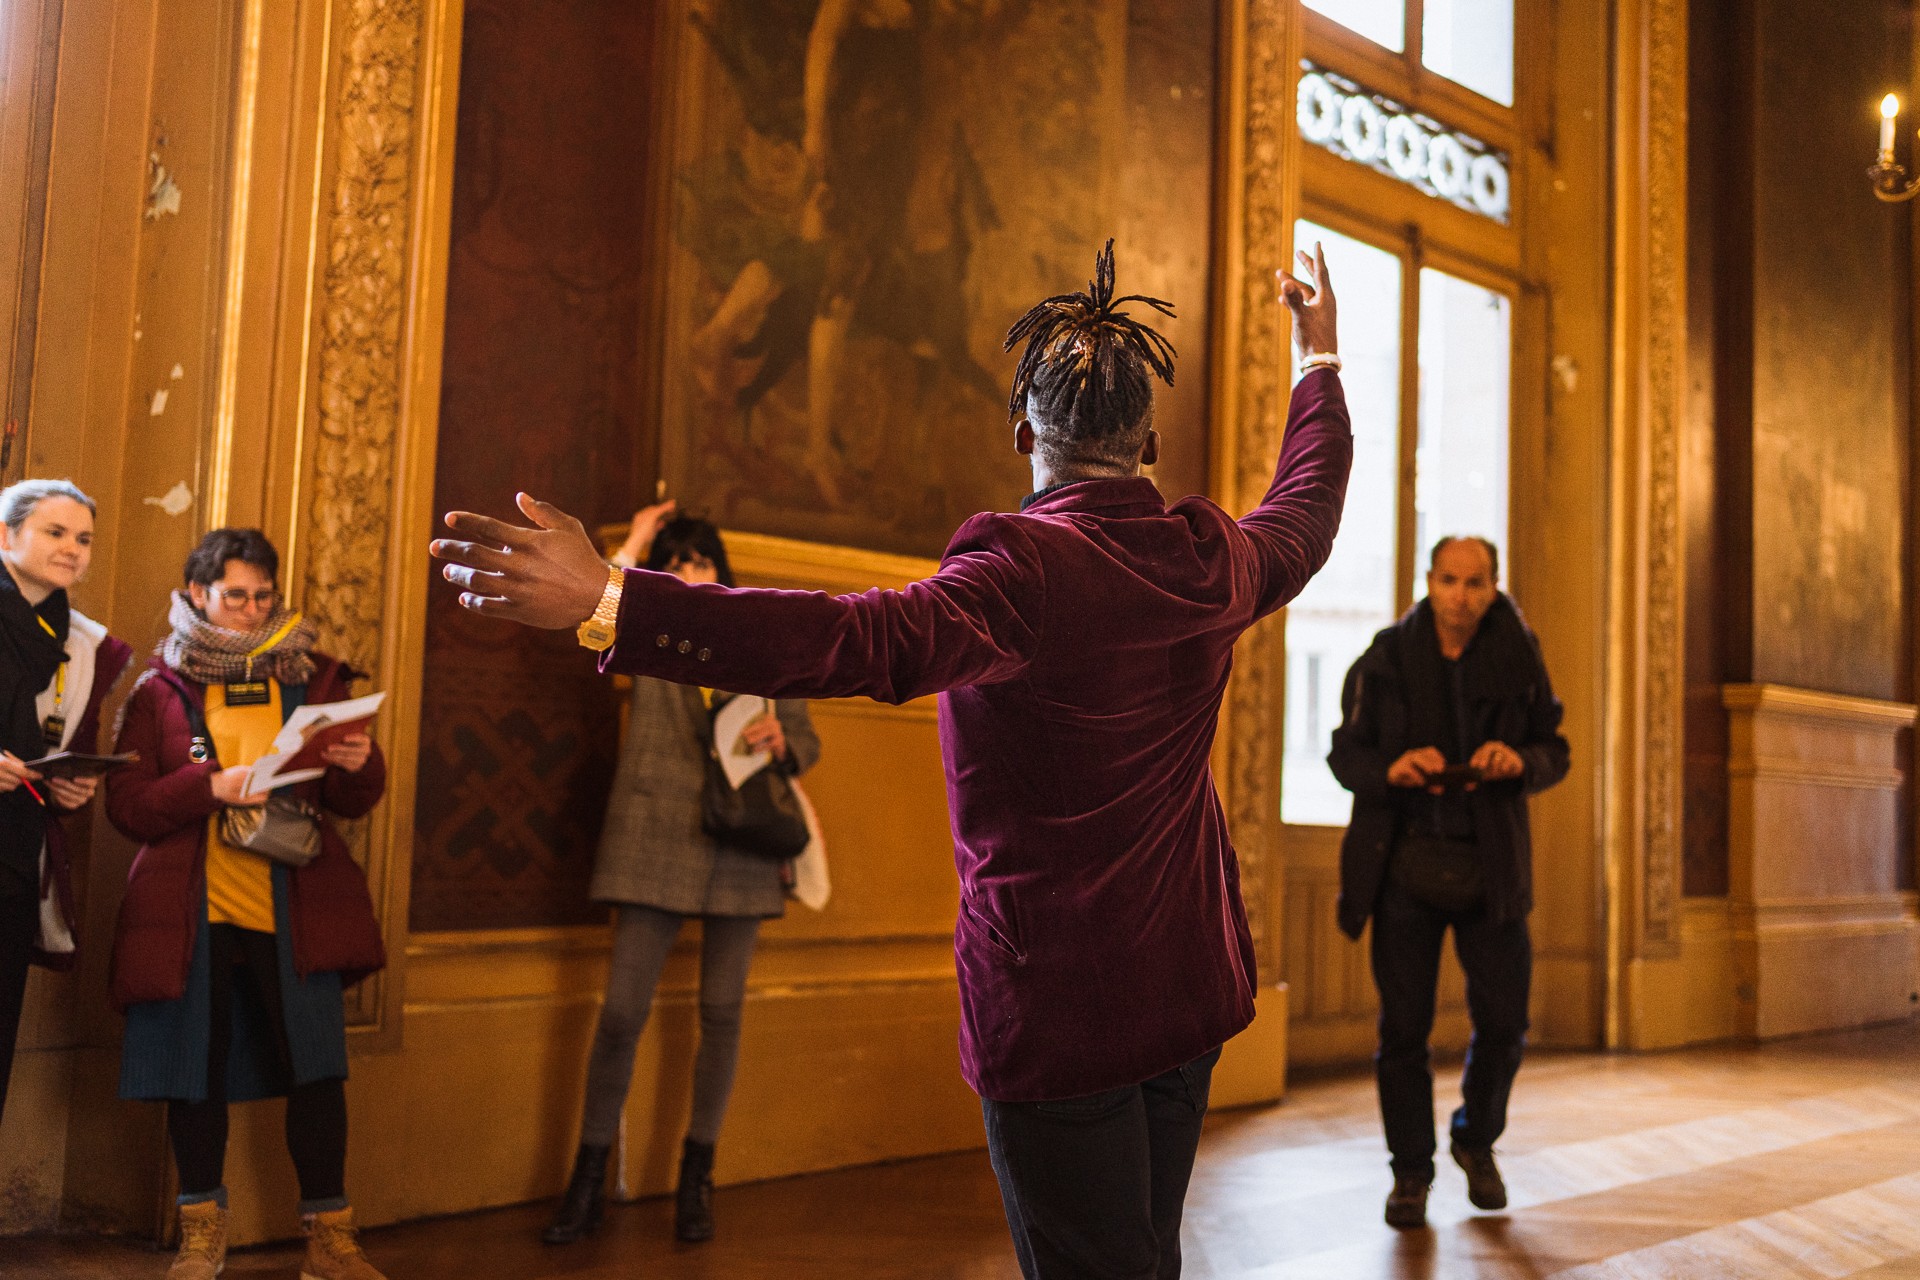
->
[105,653,388,1011]
[604,369,1353,1101]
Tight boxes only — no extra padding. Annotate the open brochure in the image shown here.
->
[244,691,386,793]
[23,750,139,780]
[712,695,774,791]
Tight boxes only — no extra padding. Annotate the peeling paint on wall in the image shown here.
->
[145,152,182,220]
[142,483,193,517]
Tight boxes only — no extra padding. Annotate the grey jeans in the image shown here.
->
[579,904,762,1148]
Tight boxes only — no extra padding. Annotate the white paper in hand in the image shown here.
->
[245,690,387,793]
[711,695,773,791]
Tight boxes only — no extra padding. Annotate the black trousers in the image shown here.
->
[0,861,37,1132]
[166,924,347,1205]
[1370,882,1530,1182]
[981,1047,1221,1280]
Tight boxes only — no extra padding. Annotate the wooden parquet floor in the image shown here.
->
[13,1020,1920,1278]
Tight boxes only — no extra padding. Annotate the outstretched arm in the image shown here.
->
[1240,243,1355,617]
[430,499,1044,704]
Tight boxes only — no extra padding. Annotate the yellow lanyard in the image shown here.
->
[241,611,303,679]
[36,614,64,701]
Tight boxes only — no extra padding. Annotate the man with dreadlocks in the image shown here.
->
[432,239,1348,1279]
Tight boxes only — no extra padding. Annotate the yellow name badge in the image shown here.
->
[223,680,272,707]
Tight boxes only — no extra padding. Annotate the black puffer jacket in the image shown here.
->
[1327,594,1570,938]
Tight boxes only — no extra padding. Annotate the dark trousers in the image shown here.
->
[0,863,36,1132]
[1370,882,1530,1182]
[982,1047,1220,1280]
[166,924,347,1207]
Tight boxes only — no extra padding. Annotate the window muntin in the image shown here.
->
[1409,268,1511,602]
[1281,221,1403,828]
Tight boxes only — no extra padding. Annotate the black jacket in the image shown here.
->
[1327,594,1570,938]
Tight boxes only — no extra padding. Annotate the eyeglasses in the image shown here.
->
[214,588,281,610]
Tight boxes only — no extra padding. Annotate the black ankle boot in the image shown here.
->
[543,1143,611,1245]
[674,1138,716,1243]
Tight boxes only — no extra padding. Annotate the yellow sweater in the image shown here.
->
[203,682,282,933]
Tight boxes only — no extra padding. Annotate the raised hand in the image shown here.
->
[1277,241,1339,363]
[618,499,678,566]
[431,493,611,630]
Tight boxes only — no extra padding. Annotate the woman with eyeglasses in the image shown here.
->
[543,509,820,1248]
[0,479,132,1131]
[106,528,392,1280]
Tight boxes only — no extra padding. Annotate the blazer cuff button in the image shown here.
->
[678,640,692,654]
[656,634,671,647]
[697,648,711,661]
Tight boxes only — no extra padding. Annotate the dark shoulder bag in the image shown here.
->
[700,697,809,861]
[159,673,322,868]
[1388,836,1486,913]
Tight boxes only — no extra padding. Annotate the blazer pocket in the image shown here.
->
[959,891,1026,965]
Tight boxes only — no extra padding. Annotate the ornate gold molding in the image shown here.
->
[1211,0,1300,973]
[304,0,424,673]
[1609,0,1687,957]
[291,0,461,1042]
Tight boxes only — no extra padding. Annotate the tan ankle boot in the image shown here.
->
[166,1199,227,1279]
[300,1206,388,1280]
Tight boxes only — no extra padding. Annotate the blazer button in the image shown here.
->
[678,640,692,654]
[656,634,670,647]
[697,648,711,662]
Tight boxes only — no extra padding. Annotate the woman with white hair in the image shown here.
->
[0,478,132,1128]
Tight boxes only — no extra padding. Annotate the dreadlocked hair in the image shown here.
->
[1003,239,1176,466]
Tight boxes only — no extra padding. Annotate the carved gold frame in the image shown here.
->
[1211,0,1304,983]
[1607,0,1688,984]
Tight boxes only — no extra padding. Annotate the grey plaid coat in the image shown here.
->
[591,677,820,918]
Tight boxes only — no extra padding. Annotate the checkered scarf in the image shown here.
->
[160,589,317,686]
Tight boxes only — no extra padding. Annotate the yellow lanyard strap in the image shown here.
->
[241,612,303,680]
[36,614,64,701]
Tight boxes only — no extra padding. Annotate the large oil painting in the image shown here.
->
[655,0,1219,558]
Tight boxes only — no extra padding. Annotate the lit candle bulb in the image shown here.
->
[1882,94,1900,163]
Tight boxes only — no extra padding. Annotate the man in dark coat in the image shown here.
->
[432,241,1351,1279]
[1328,535,1569,1231]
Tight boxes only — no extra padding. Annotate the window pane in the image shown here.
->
[1410,269,1510,603]
[1282,222,1402,827]
[1422,0,1515,106]
[1303,0,1405,53]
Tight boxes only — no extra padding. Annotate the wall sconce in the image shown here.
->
[1869,93,1920,201]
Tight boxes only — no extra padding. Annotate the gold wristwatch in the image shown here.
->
[577,565,625,652]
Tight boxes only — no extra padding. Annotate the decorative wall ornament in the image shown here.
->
[1297,64,1511,223]
[1611,0,1687,956]
[304,0,424,677]
[1212,0,1301,970]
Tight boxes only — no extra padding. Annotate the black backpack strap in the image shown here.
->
[152,669,219,768]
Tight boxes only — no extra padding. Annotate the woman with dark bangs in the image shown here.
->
[543,509,821,1250]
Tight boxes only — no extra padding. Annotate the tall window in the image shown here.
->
[1283,0,1526,828]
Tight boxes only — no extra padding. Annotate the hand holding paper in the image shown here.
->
[712,696,775,791]
[244,691,386,793]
